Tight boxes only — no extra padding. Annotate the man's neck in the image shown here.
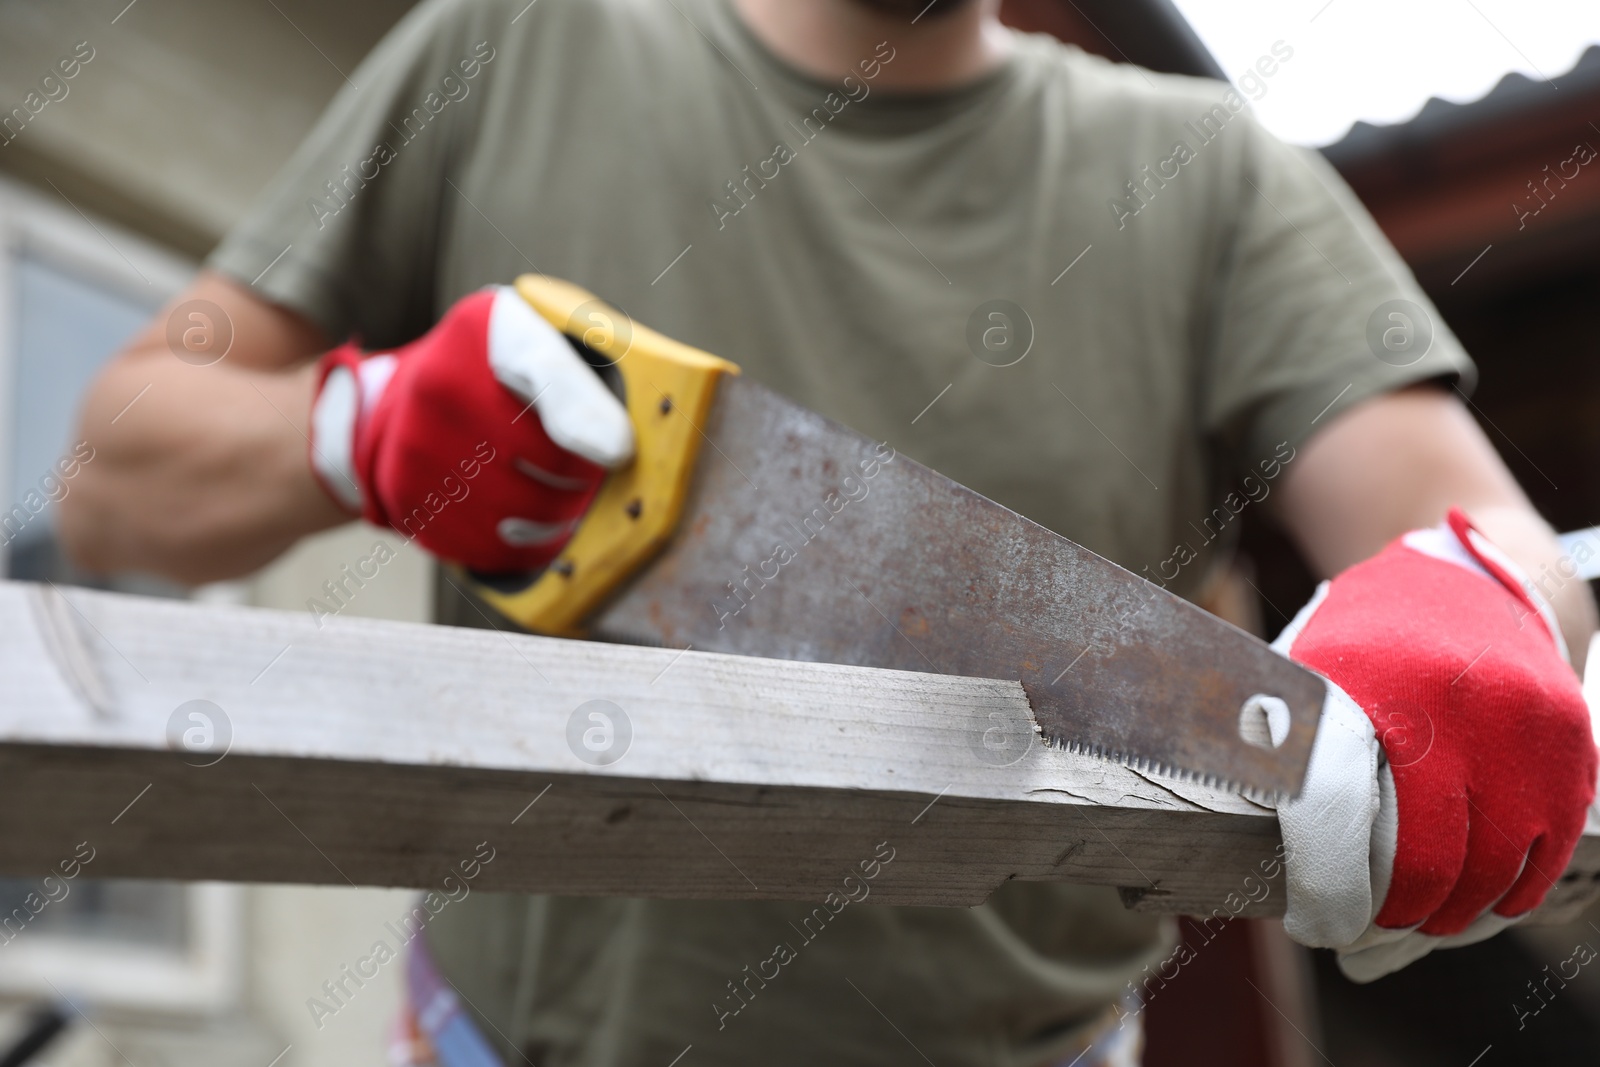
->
[730,0,1010,91]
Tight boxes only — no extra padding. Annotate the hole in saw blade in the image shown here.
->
[1238,694,1291,750]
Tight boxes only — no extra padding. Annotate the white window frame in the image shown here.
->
[0,172,194,575]
[0,885,242,1013]
[0,172,244,1013]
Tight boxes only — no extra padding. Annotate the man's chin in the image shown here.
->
[846,0,975,19]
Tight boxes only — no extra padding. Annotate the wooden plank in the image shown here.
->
[1,581,1596,923]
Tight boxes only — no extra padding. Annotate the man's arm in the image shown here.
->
[59,272,349,585]
[62,271,635,588]
[1275,384,1597,671]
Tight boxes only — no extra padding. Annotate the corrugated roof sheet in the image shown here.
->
[1322,44,1600,163]
[1170,0,1600,146]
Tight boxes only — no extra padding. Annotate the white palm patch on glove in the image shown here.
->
[485,286,633,469]
[485,286,633,549]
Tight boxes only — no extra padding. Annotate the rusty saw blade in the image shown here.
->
[587,377,1325,796]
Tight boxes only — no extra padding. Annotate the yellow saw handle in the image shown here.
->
[461,275,740,636]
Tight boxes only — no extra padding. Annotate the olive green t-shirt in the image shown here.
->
[209,0,1473,1063]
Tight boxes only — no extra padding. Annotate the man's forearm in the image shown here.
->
[61,312,348,585]
[1278,386,1597,678]
[60,272,349,584]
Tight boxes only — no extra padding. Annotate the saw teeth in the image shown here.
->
[1044,737,1282,801]
[1109,758,1277,802]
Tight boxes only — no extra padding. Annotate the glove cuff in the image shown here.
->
[309,343,397,522]
[1445,507,1569,664]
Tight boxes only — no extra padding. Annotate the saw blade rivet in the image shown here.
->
[659,396,673,415]
[625,499,642,519]
[551,560,575,578]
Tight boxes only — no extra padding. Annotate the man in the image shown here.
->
[60,0,1597,1064]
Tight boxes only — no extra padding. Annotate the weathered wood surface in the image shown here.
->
[2,581,1597,922]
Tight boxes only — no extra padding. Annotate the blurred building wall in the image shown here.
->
[1,3,429,1065]
[0,0,416,256]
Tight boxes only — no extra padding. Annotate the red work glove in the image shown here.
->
[308,286,633,574]
[1274,508,1597,981]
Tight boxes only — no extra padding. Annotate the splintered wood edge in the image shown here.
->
[0,581,1594,924]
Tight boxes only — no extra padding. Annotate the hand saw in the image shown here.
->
[463,276,1326,796]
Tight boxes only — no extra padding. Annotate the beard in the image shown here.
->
[845,0,977,18]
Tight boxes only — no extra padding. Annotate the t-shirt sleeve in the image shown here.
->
[1199,114,1476,470]
[206,0,496,349]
